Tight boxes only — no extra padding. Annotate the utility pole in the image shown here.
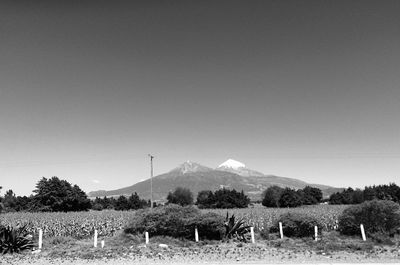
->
[148,154,154,209]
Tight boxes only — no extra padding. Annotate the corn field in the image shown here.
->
[0,205,349,239]
[203,204,349,232]
[0,210,136,239]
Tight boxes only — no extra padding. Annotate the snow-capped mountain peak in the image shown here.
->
[217,159,265,177]
[218,159,246,169]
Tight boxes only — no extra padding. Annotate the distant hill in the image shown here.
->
[88,160,342,201]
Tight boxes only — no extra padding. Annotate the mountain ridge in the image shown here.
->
[88,159,343,200]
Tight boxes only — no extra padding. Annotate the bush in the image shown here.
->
[270,212,323,238]
[338,199,400,237]
[124,204,225,240]
[188,212,225,240]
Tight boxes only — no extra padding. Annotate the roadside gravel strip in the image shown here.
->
[2,260,400,265]
[2,253,400,265]
[2,241,400,265]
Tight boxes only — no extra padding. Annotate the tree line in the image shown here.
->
[167,187,250,208]
[329,183,400,205]
[0,177,150,213]
[261,185,323,208]
[0,177,251,213]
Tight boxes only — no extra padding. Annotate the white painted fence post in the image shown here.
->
[279,222,283,239]
[38,229,43,249]
[314,226,318,241]
[250,227,255,243]
[360,224,366,241]
[195,227,199,242]
[145,231,149,244]
[101,240,105,248]
[94,229,98,247]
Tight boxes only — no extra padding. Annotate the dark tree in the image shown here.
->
[115,195,130,211]
[329,192,344,205]
[30,176,91,212]
[351,188,364,204]
[262,186,284,207]
[0,186,3,213]
[329,183,400,205]
[196,190,215,208]
[128,192,147,210]
[167,187,194,206]
[2,190,17,211]
[198,188,250,209]
[279,188,302,208]
[302,186,323,205]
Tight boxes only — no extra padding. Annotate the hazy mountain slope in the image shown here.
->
[88,161,340,201]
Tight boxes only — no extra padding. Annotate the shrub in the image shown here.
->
[338,199,400,237]
[0,225,34,254]
[124,204,225,240]
[188,212,225,240]
[270,212,323,238]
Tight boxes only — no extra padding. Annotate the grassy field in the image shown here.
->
[0,204,349,239]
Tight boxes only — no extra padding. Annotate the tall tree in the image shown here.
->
[302,186,323,205]
[167,187,194,206]
[262,186,284,207]
[279,188,302,208]
[31,176,91,212]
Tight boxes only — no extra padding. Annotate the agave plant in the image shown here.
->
[224,213,251,242]
[0,224,35,254]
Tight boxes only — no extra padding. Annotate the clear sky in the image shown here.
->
[1,0,399,196]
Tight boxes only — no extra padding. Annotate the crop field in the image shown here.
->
[0,204,350,239]
[0,210,136,239]
[205,204,350,232]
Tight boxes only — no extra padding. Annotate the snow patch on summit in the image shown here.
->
[218,159,246,169]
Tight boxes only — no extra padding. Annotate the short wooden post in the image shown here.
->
[250,227,255,243]
[195,227,199,242]
[145,232,149,244]
[38,229,43,249]
[101,240,105,248]
[314,226,318,241]
[94,229,98,247]
[360,224,366,241]
[279,222,283,239]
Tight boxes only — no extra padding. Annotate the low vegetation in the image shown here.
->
[270,212,323,238]
[338,199,400,238]
[124,204,225,240]
[224,213,251,241]
[0,224,34,254]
